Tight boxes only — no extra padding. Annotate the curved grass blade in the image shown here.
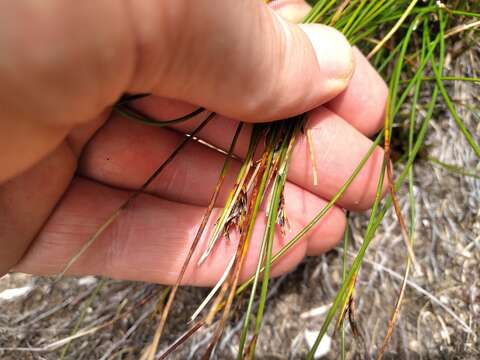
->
[115,93,151,106]
[430,48,480,158]
[427,156,480,179]
[421,76,480,83]
[376,16,433,358]
[384,19,418,267]
[114,104,204,127]
[190,255,235,322]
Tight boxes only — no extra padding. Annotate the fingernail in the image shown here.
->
[269,0,312,24]
[299,24,354,82]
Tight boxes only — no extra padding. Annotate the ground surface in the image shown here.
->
[0,29,478,360]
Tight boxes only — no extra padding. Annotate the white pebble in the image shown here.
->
[77,276,98,286]
[0,286,32,302]
[304,330,331,359]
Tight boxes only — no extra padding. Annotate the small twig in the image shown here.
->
[158,321,205,360]
[376,257,411,360]
[444,19,480,39]
[307,128,319,186]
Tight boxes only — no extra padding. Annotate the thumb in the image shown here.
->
[129,0,355,121]
[0,1,354,182]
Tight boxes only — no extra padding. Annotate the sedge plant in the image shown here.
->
[55,0,480,359]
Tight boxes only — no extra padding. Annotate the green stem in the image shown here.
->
[114,105,204,127]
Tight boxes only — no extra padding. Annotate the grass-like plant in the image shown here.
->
[51,0,479,359]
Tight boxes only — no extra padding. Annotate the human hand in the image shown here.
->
[0,1,387,285]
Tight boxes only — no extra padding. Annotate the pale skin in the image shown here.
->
[0,1,388,286]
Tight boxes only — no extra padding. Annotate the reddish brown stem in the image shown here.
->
[149,123,243,355]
